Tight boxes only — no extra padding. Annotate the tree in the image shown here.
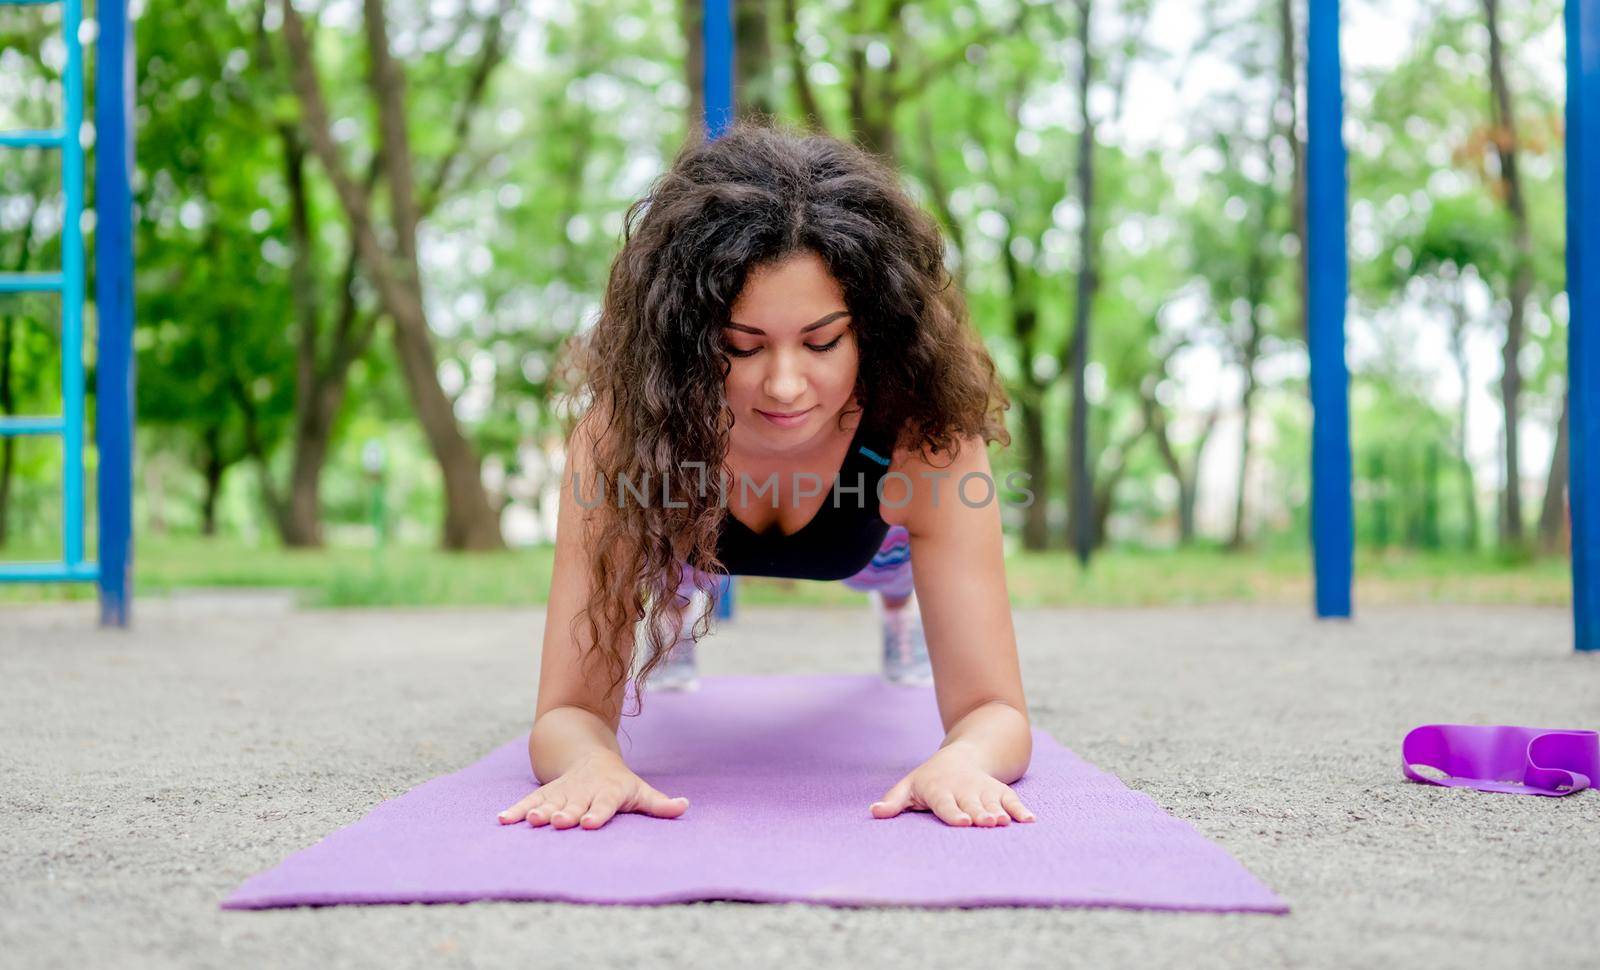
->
[1066,0,1097,565]
[278,0,514,550]
[128,0,301,535]
[1480,0,1533,549]
[905,3,1066,551]
[1355,0,1565,555]
[1388,192,1510,549]
[252,0,517,545]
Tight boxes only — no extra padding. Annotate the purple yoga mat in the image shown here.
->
[221,674,1286,912]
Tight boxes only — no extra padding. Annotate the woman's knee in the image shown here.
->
[840,525,914,599]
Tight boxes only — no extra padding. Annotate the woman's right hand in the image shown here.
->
[496,751,690,830]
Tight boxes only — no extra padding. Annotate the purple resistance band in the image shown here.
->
[1401,725,1599,797]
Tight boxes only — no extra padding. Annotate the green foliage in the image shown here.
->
[0,534,1571,608]
[130,0,297,516]
[0,0,1577,575]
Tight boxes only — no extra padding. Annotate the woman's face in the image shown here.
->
[721,250,859,456]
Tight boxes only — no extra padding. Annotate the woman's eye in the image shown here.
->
[725,335,841,358]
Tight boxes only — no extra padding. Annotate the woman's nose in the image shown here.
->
[762,348,808,403]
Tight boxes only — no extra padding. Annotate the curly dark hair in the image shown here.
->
[555,117,1009,716]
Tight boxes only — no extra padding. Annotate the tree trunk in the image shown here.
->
[734,0,776,120]
[683,0,706,138]
[275,128,378,547]
[1177,471,1198,543]
[1447,286,1480,550]
[1277,0,1309,342]
[1185,411,1220,544]
[1066,0,1097,566]
[280,128,329,546]
[1421,442,1442,549]
[1018,398,1050,550]
[1538,387,1570,553]
[841,1,907,161]
[1230,333,1261,549]
[1369,450,1390,548]
[1482,0,1531,549]
[1093,467,1124,548]
[264,0,504,547]
[1092,421,1144,549]
[993,140,1047,551]
[363,0,503,550]
[913,101,970,293]
[199,426,225,537]
[1229,167,1276,551]
[145,454,168,536]
[780,0,828,134]
[1142,384,1217,546]
[282,0,505,550]
[386,281,503,549]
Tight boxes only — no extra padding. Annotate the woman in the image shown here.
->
[497,120,1035,832]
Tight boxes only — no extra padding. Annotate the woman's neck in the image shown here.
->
[722,405,861,479]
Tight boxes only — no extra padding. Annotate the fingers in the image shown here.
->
[497,791,541,825]
[870,778,913,819]
[504,778,689,832]
[631,784,690,819]
[929,791,971,826]
[525,793,557,827]
[549,792,590,830]
[979,791,1009,827]
[956,791,994,827]
[510,780,1027,831]
[999,787,1036,823]
[580,788,624,830]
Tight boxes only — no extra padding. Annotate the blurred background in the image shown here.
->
[0,0,1575,608]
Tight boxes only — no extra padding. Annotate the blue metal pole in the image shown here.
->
[95,0,135,627]
[1570,0,1599,651]
[702,0,734,139]
[1306,0,1354,618]
[703,1,736,616]
[62,0,85,567]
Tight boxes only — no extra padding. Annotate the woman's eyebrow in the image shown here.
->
[724,310,850,335]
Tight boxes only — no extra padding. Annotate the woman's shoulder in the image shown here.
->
[885,427,988,472]
[881,430,991,531]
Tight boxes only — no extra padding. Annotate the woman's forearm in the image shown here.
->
[938,700,1033,783]
[528,705,625,784]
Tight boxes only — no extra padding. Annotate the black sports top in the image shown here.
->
[714,418,898,581]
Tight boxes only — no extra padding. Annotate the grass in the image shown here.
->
[0,533,1573,609]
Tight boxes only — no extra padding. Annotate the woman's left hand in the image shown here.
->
[869,742,1036,827]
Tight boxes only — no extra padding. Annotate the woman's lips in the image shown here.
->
[756,406,815,428]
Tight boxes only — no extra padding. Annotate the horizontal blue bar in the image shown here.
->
[0,415,64,436]
[0,271,64,293]
[0,129,65,149]
[0,561,99,583]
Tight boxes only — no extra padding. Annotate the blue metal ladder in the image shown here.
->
[0,0,135,625]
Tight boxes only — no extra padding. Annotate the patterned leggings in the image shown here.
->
[675,524,914,607]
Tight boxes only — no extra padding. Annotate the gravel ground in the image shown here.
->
[1,591,1596,969]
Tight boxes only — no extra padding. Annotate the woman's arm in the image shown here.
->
[870,434,1035,825]
[528,411,633,782]
[498,412,691,830]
